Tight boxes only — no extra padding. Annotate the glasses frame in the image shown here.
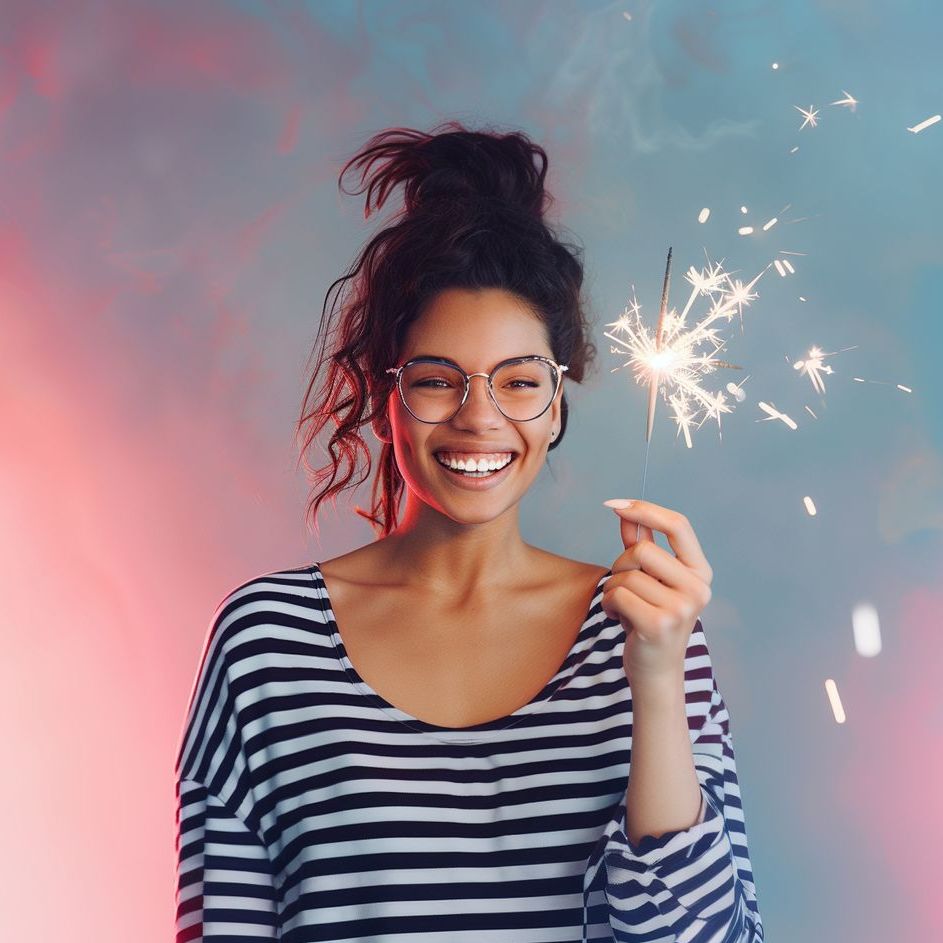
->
[385,355,569,424]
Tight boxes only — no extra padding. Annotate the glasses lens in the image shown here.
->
[492,359,557,420]
[400,360,557,422]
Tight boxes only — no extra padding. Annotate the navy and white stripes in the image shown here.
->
[174,563,764,941]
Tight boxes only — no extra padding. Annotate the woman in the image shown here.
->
[174,122,764,941]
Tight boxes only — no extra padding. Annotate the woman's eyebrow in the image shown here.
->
[409,353,537,368]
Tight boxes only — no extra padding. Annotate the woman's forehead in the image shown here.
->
[402,294,551,366]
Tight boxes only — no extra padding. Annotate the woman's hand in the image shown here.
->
[601,499,714,687]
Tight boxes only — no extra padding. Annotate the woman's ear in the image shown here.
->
[370,416,392,444]
[367,390,392,444]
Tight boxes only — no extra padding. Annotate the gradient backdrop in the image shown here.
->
[3,1,940,940]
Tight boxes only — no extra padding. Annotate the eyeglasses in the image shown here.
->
[385,355,568,424]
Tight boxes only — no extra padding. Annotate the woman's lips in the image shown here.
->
[434,453,519,490]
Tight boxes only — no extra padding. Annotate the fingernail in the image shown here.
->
[603,499,634,509]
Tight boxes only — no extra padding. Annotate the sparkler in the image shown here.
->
[604,249,767,539]
[645,246,674,445]
[605,249,767,447]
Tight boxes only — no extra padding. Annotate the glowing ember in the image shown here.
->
[825,679,846,724]
[790,344,858,394]
[757,401,797,430]
[852,603,882,657]
[907,114,940,134]
[795,105,820,129]
[830,90,858,112]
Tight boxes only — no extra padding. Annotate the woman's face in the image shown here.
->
[379,287,564,522]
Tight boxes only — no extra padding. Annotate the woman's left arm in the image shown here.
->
[581,499,765,942]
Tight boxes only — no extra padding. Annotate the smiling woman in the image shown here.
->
[293,120,599,540]
[174,121,764,943]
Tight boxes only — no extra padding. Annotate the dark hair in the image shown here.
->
[295,120,599,541]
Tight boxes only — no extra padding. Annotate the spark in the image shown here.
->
[825,679,846,724]
[852,377,914,393]
[698,207,711,223]
[907,114,940,134]
[723,272,763,323]
[793,347,833,394]
[803,495,817,516]
[725,377,749,403]
[790,344,859,394]
[830,90,858,112]
[762,217,778,231]
[738,225,754,235]
[790,146,800,153]
[795,104,820,130]
[771,62,779,70]
[757,401,797,429]
[604,252,767,448]
[852,603,882,657]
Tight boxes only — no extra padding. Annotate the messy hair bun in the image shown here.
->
[295,120,598,540]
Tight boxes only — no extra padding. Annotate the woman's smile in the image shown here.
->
[432,450,520,489]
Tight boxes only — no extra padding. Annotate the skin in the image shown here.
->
[372,285,717,846]
[603,500,715,845]
[370,286,563,603]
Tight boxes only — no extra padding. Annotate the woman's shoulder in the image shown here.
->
[532,548,611,589]
[316,544,390,591]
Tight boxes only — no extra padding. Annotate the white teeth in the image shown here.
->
[436,454,513,473]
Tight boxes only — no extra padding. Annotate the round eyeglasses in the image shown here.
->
[385,356,568,424]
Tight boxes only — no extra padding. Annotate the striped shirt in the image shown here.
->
[174,562,764,942]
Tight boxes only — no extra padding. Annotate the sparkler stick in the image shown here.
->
[636,247,672,543]
[604,249,767,543]
[646,247,673,443]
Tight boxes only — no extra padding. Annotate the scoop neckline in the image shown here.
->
[308,561,611,742]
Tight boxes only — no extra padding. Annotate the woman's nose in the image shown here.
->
[457,373,503,419]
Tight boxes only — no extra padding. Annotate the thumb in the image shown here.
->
[606,503,655,549]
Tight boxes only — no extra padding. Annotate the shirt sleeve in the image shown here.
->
[174,581,281,940]
[175,777,280,941]
[581,620,765,943]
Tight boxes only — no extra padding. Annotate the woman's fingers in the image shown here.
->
[608,499,713,584]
